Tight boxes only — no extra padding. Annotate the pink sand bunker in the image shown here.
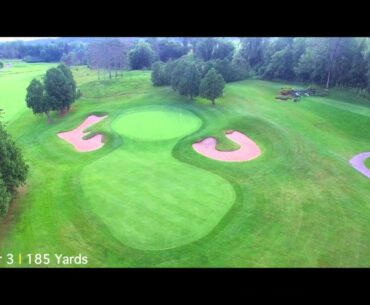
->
[193,130,262,162]
[58,115,108,152]
[350,152,370,178]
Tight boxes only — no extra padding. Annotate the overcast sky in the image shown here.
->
[0,37,58,42]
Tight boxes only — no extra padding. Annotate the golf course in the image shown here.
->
[0,58,369,267]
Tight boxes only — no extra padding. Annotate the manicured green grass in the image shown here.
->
[80,131,235,250]
[1,63,370,267]
[0,61,55,122]
[81,106,234,250]
[112,106,201,141]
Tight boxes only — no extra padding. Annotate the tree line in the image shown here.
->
[239,37,370,95]
[83,37,370,103]
[2,37,369,96]
[151,55,227,105]
[142,37,370,97]
[0,40,88,63]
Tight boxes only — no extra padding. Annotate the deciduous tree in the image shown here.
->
[26,79,52,123]
[0,118,28,216]
[44,68,69,114]
[129,42,155,70]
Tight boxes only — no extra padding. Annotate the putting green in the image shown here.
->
[80,106,235,250]
[112,107,202,141]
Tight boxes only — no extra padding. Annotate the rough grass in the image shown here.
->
[79,70,152,98]
[0,64,370,267]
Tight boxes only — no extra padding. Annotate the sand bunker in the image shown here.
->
[350,152,370,178]
[193,130,261,162]
[58,115,107,152]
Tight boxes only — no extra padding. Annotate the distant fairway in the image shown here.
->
[0,61,55,122]
[1,63,370,267]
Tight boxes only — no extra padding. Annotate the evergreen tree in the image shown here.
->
[194,38,217,61]
[151,61,166,86]
[199,68,225,106]
[214,59,234,82]
[177,63,201,99]
[196,60,215,78]
[170,57,191,91]
[163,59,177,85]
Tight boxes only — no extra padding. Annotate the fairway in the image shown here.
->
[1,62,370,267]
[0,61,55,122]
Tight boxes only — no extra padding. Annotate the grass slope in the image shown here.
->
[0,64,369,267]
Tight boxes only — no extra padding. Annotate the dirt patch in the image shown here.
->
[58,115,108,152]
[193,130,262,162]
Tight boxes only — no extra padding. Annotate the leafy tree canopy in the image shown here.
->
[129,42,155,70]
[0,119,28,216]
